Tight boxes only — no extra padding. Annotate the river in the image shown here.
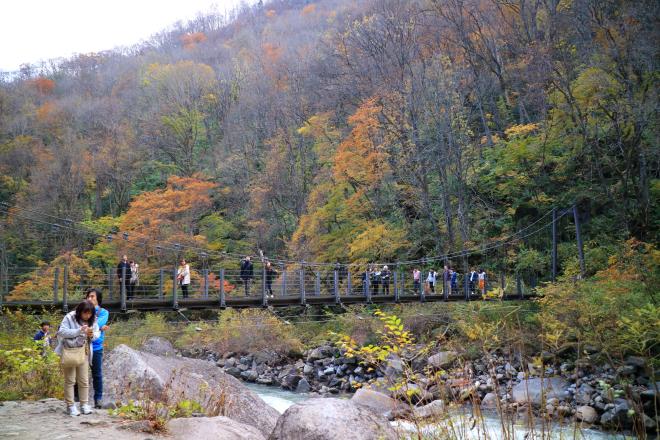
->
[246,383,633,440]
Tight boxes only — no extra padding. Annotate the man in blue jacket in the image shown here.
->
[85,288,109,409]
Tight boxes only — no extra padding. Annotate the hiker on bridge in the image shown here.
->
[177,259,191,298]
[380,265,391,295]
[427,269,437,293]
[469,268,478,294]
[413,268,421,293]
[371,265,381,295]
[240,256,254,296]
[129,260,139,298]
[450,267,458,292]
[265,260,277,298]
[116,255,132,299]
[478,268,487,295]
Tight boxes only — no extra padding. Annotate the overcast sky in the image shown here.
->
[0,0,247,72]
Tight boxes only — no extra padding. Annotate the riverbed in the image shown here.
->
[247,383,633,440]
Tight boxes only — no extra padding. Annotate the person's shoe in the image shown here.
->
[81,403,93,415]
[94,399,103,409]
[68,404,80,417]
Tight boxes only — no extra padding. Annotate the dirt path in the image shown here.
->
[0,399,164,440]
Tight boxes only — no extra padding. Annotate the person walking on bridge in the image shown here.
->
[381,265,391,295]
[265,261,277,298]
[412,268,421,294]
[240,256,254,296]
[427,269,437,294]
[116,255,132,300]
[469,268,478,294]
[177,259,191,298]
[478,268,487,295]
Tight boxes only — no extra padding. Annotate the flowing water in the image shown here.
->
[246,383,633,440]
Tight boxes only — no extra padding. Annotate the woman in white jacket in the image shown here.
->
[177,259,191,298]
[55,300,100,416]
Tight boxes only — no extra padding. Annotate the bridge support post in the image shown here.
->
[333,269,340,304]
[299,265,306,305]
[400,269,404,296]
[281,266,287,297]
[573,205,586,278]
[315,272,321,296]
[63,265,69,313]
[158,269,164,299]
[346,271,352,296]
[203,269,209,299]
[262,266,268,307]
[365,271,371,303]
[551,208,557,282]
[419,273,424,301]
[464,271,469,301]
[53,267,60,305]
[120,266,127,312]
[172,266,178,310]
[393,271,399,303]
[107,268,113,301]
[219,269,226,308]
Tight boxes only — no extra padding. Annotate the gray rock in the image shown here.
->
[413,399,446,420]
[427,351,457,370]
[383,353,404,379]
[307,346,335,362]
[104,344,278,437]
[625,356,646,368]
[281,374,302,391]
[481,393,498,408]
[225,367,242,378]
[167,416,266,439]
[241,370,259,382]
[225,358,237,368]
[511,378,569,406]
[253,350,280,366]
[576,406,598,424]
[303,364,314,375]
[269,398,398,440]
[351,388,399,416]
[575,383,595,405]
[600,401,631,429]
[296,378,311,393]
[140,337,176,357]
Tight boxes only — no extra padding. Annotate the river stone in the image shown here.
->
[140,337,176,357]
[303,364,314,375]
[307,346,335,362]
[296,378,311,393]
[351,388,399,416]
[575,406,598,424]
[481,392,498,408]
[281,374,302,391]
[104,344,279,437]
[269,398,398,440]
[427,351,457,369]
[167,416,266,439]
[512,378,569,406]
[413,399,446,420]
[575,383,595,405]
[241,370,259,382]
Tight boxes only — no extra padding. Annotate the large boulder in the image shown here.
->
[575,406,599,424]
[104,344,279,437]
[427,351,457,369]
[306,345,336,362]
[351,388,399,416]
[511,378,569,406]
[167,416,266,439]
[140,337,176,357]
[412,399,446,420]
[269,398,399,440]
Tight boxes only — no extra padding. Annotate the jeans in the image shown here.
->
[91,350,103,401]
[181,283,189,298]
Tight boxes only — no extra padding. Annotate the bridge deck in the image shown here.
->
[1,292,535,313]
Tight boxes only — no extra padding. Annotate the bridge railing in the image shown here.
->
[0,264,539,311]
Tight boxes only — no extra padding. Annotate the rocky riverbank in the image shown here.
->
[181,340,658,436]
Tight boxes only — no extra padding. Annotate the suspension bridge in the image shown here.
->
[0,203,587,313]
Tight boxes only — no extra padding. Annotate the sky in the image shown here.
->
[0,0,247,72]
